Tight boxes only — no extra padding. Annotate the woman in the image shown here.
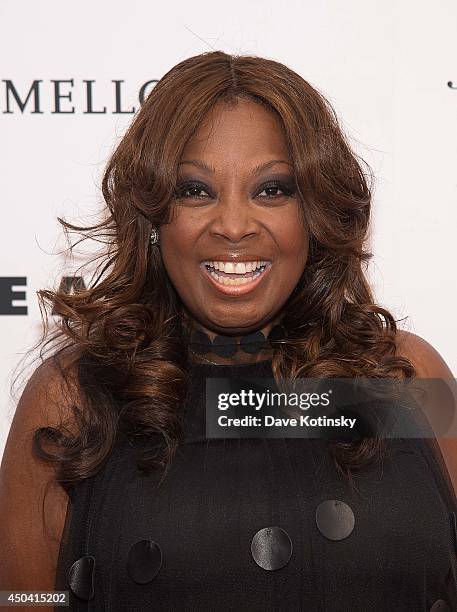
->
[0,50,456,611]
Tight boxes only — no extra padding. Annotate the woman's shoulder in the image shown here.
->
[395,329,454,378]
[0,346,82,590]
[395,330,457,497]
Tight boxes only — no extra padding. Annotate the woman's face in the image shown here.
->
[160,98,308,335]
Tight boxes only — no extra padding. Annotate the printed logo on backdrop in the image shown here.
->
[0,277,85,315]
[2,78,455,113]
[1,80,158,113]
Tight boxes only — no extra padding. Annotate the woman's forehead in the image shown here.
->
[179,99,291,168]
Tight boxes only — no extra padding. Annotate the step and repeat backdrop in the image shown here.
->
[1,0,456,457]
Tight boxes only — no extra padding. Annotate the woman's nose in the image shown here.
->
[208,193,260,243]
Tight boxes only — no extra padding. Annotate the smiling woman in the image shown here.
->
[160,98,308,332]
[0,50,456,612]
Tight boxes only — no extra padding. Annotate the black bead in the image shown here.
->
[251,526,293,571]
[315,499,355,541]
[212,335,237,357]
[127,539,163,584]
[240,331,267,355]
[189,330,212,355]
[68,555,95,600]
[429,600,451,612]
[268,324,285,342]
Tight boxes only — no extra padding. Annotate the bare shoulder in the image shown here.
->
[0,346,83,592]
[24,345,82,411]
[3,345,83,475]
[395,329,455,378]
[396,330,457,497]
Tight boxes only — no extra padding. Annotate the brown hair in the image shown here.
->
[29,50,415,490]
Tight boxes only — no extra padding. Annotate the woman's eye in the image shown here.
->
[256,182,295,199]
[175,182,210,200]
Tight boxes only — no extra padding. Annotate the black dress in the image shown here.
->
[55,359,457,611]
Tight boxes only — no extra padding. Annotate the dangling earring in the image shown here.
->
[150,227,159,246]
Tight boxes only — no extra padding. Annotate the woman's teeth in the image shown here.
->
[204,261,268,286]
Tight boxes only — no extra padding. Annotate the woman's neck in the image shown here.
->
[182,314,284,365]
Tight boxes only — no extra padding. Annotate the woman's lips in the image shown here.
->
[200,262,272,296]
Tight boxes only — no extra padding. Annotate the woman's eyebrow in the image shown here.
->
[178,159,293,175]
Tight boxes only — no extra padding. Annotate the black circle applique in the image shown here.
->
[429,600,451,612]
[127,539,163,584]
[68,555,95,600]
[315,499,355,541]
[251,526,293,570]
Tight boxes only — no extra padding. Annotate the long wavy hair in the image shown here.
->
[29,50,416,492]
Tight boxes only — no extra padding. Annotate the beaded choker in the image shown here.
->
[188,323,286,358]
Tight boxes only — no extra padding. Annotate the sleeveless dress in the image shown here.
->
[55,359,457,611]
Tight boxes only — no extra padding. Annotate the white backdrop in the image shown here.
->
[1,0,456,458]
